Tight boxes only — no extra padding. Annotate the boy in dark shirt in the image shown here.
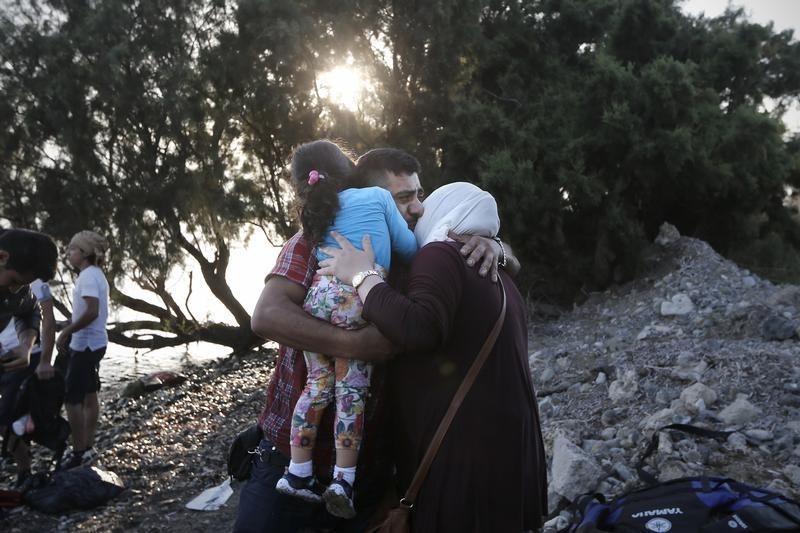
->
[0,228,58,486]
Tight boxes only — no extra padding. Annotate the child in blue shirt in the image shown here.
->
[276,140,416,518]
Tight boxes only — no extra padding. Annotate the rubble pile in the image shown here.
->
[534,224,800,530]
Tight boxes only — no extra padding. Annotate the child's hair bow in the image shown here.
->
[307,170,325,186]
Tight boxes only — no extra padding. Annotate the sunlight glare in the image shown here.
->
[317,64,367,112]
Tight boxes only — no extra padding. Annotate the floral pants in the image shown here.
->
[290,273,374,452]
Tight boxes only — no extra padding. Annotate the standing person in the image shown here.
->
[56,230,109,469]
[320,182,548,532]
[274,141,417,519]
[0,228,58,486]
[235,147,514,533]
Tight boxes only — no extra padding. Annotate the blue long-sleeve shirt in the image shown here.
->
[315,187,417,271]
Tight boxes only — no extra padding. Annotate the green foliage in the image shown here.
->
[3,0,800,339]
[0,0,359,349]
[403,0,800,298]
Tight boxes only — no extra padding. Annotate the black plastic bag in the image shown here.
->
[23,373,70,452]
[24,466,125,514]
[2,373,70,467]
[227,424,263,481]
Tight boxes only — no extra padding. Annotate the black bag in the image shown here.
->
[2,373,71,468]
[23,465,125,514]
[565,476,800,532]
[21,373,71,453]
[227,424,263,481]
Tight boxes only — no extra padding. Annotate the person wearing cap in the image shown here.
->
[56,230,110,469]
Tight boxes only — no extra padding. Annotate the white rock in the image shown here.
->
[641,408,677,430]
[744,429,774,442]
[636,324,674,341]
[661,293,695,316]
[719,396,762,426]
[680,383,718,412]
[783,465,800,487]
[551,435,604,501]
[608,370,639,403]
[655,222,681,246]
[727,432,748,452]
[542,514,569,533]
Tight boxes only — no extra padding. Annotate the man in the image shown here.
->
[235,148,516,532]
[0,228,59,486]
[56,230,110,469]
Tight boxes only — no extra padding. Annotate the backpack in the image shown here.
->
[565,476,800,532]
[227,424,263,481]
[563,424,800,533]
[4,373,71,467]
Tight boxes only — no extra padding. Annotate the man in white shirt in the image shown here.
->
[56,231,109,469]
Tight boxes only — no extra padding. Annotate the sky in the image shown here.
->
[681,0,800,33]
[681,1,800,131]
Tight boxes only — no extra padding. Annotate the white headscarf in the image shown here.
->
[414,181,500,248]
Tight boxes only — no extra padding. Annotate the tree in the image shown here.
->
[3,0,800,343]
[0,0,354,351]
[396,0,800,299]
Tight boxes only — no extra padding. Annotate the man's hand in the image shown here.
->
[448,231,500,282]
[317,232,376,284]
[56,327,71,352]
[1,345,30,372]
[35,360,55,380]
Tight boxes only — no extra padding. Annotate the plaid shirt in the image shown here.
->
[258,232,389,481]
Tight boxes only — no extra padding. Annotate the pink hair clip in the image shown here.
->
[308,170,325,186]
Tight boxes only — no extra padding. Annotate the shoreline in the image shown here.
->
[2,348,276,532]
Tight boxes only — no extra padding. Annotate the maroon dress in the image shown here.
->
[363,241,547,533]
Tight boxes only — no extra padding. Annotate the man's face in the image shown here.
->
[384,171,425,229]
[0,252,35,293]
[66,242,88,269]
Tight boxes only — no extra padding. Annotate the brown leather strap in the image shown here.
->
[399,278,507,509]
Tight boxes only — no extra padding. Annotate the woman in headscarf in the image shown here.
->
[319,182,547,532]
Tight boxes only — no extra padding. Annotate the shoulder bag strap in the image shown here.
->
[399,278,507,509]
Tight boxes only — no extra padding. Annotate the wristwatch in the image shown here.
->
[352,269,383,289]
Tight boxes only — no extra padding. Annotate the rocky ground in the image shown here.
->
[535,225,800,531]
[1,224,798,532]
[1,350,274,532]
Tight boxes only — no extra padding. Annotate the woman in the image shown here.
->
[319,182,547,532]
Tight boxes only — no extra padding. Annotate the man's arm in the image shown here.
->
[3,291,40,371]
[501,240,521,277]
[56,296,99,351]
[447,231,521,281]
[251,275,394,361]
[2,327,36,372]
[35,298,56,379]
